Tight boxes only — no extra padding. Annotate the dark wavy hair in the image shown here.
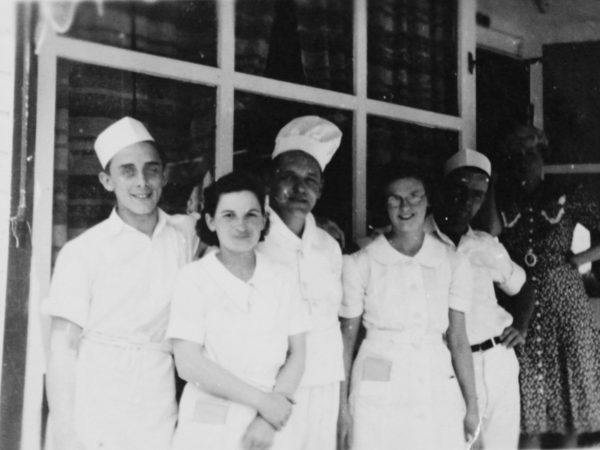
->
[197,171,269,247]
[378,162,432,199]
[501,125,550,159]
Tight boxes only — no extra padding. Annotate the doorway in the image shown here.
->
[476,48,530,157]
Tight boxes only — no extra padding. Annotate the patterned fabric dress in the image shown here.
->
[499,183,600,434]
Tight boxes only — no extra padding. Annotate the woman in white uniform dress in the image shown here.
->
[338,164,480,450]
[167,172,309,450]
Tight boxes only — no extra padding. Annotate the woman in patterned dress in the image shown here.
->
[490,125,600,448]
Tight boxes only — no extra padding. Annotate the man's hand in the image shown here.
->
[500,325,526,348]
[337,404,353,450]
[242,416,276,450]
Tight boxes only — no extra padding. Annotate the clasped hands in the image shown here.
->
[242,391,294,450]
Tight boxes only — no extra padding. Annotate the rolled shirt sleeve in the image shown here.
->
[493,241,526,296]
[167,264,207,345]
[340,253,368,319]
[41,242,92,327]
[448,251,473,313]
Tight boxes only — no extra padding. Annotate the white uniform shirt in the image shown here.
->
[340,233,472,333]
[257,208,344,387]
[167,251,310,391]
[426,216,526,344]
[42,209,197,342]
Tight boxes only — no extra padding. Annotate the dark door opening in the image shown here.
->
[476,48,530,157]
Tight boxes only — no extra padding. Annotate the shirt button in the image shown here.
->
[528,207,533,212]
[536,337,542,343]
[535,325,541,330]
[537,362,543,368]
[539,388,544,395]
[529,218,534,223]
[537,350,542,356]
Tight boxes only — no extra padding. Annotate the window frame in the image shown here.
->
[23,1,476,447]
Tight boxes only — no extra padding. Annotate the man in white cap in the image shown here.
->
[43,117,196,449]
[257,116,345,450]
[427,148,535,449]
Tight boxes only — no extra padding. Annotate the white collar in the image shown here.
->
[267,206,317,249]
[105,208,168,238]
[365,233,443,267]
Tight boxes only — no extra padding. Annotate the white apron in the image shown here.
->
[349,329,465,450]
[74,331,177,450]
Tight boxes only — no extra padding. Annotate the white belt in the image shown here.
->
[81,330,171,354]
[366,328,442,347]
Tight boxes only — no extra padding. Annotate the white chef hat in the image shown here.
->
[444,148,491,177]
[94,116,155,168]
[272,116,342,171]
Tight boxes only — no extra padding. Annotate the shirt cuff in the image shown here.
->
[338,304,363,319]
[498,262,526,296]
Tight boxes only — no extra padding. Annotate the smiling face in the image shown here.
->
[206,190,266,254]
[439,167,489,230]
[98,141,165,225]
[270,151,323,217]
[386,177,428,234]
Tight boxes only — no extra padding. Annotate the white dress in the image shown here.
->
[341,233,472,450]
[167,251,310,450]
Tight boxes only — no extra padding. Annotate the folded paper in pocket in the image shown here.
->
[193,399,229,424]
[362,356,392,381]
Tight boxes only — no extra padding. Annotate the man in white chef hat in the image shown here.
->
[426,148,535,449]
[43,117,196,450]
[256,116,345,450]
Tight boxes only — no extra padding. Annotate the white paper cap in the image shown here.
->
[272,116,342,170]
[94,117,155,168]
[444,148,491,177]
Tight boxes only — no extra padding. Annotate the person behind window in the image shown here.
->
[429,148,535,449]
[257,116,345,450]
[168,171,309,450]
[487,125,600,448]
[338,163,479,450]
[43,117,197,450]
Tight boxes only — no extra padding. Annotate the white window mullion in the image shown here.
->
[353,0,367,239]
[53,35,222,87]
[215,0,235,177]
[458,0,477,150]
[21,29,59,450]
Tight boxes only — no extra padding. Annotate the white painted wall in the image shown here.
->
[0,1,16,392]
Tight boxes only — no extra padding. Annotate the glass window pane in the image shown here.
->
[367,116,458,228]
[368,0,458,115]
[236,0,353,94]
[53,59,216,259]
[234,91,353,239]
[65,1,217,66]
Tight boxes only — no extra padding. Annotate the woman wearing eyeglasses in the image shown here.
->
[337,164,479,450]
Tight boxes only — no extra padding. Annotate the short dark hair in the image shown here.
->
[378,162,432,199]
[197,171,269,246]
[501,125,550,159]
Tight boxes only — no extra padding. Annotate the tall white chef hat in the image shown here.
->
[272,116,342,171]
[94,116,155,169]
[444,148,491,177]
